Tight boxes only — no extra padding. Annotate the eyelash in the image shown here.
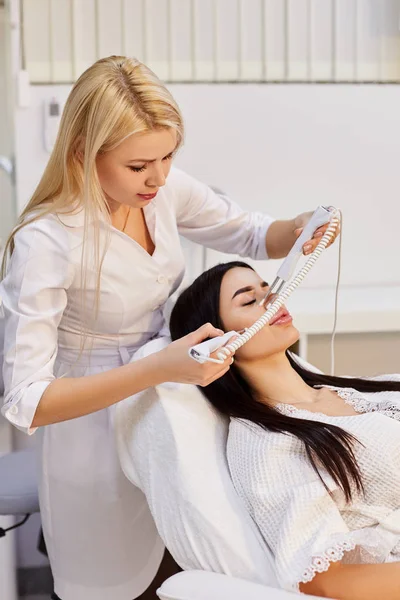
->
[129,153,174,173]
[242,284,269,306]
[243,299,256,307]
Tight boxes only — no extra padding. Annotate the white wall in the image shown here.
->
[15,83,400,292]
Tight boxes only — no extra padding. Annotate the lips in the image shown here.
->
[269,307,291,326]
[137,192,157,200]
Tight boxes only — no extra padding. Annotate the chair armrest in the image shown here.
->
[157,571,328,600]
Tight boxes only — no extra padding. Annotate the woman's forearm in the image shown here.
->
[32,352,166,427]
[300,560,400,599]
[265,219,297,259]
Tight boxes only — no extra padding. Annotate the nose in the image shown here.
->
[146,163,166,188]
[260,292,278,310]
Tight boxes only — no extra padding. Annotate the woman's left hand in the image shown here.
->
[294,211,341,256]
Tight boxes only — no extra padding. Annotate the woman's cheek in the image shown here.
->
[234,332,272,361]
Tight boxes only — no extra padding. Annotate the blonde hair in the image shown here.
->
[1,55,183,339]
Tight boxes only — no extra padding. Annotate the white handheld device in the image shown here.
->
[189,331,238,364]
[261,205,335,303]
[189,205,340,364]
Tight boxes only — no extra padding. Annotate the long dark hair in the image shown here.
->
[170,261,400,502]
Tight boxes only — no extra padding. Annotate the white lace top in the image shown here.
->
[227,375,400,592]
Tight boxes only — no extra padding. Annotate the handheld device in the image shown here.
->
[260,205,335,305]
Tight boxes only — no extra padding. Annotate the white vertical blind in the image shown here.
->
[334,0,357,81]
[380,0,400,81]
[96,0,123,59]
[238,0,263,81]
[121,0,147,64]
[49,0,73,82]
[310,0,334,80]
[356,0,380,81]
[70,0,97,79]
[23,0,51,81]
[287,0,309,81]
[215,0,240,81]
[264,0,286,80]
[22,0,400,83]
[169,0,193,81]
[192,0,215,81]
[145,0,169,79]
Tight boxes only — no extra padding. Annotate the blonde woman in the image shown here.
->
[0,56,337,600]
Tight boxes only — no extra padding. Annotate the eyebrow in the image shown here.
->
[231,281,269,300]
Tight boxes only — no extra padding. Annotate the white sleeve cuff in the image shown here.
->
[2,380,52,435]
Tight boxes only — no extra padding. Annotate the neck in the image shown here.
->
[105,198,133,230]
[237,352,318,407]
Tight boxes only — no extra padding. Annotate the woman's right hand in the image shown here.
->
[158,323,234,386]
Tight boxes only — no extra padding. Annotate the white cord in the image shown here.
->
[216,212,341,359]
[329,209,342,375]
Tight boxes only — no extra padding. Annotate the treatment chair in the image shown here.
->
[116,340,330,600]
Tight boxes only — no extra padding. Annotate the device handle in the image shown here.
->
[189,330,238,364]
[277,205,334,282]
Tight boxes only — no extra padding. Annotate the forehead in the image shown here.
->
[221,267,261,295]
[114,128,177,158]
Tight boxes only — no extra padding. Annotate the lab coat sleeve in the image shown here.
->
[0,217,74,434]
[169,168,276,260]
[228,423,380,593]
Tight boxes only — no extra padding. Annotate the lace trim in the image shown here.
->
[276,388,400,421]
[299,540,356,584]
[276,403,327,420]
[336,388,400,421]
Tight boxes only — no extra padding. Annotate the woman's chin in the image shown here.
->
[287,323,300,342]
[279,323,300,351]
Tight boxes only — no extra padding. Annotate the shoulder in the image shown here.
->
[3,214,76,287]
[14,213,73,254]
[15,206,91,252]
[8,214,80,280]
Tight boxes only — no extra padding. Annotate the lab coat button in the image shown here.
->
[9,405,18,415]
[157,275,167,284]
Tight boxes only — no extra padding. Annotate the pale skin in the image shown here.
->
[218,266,400,600]
[32,128,338,428]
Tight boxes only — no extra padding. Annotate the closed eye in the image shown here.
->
[242,299,256,307]
[128,151,175,173]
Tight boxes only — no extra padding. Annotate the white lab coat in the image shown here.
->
[0,167,274,600]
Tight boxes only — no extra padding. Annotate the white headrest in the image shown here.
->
[115,379,277,587]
